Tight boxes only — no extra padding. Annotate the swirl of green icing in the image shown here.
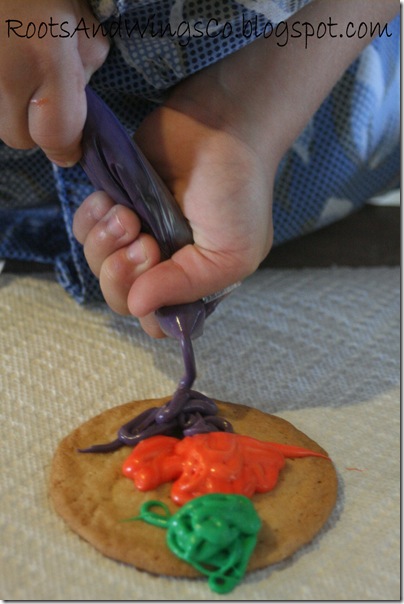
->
[125,494,261,594]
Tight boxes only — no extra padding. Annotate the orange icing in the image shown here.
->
[122,432,329,506]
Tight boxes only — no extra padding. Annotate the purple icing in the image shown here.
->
[79,302,234,453]
[79,341,234,453]
[78,88,233,454]
[81,86,193,258]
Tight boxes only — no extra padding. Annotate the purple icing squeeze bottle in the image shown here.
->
[78,87,235,452]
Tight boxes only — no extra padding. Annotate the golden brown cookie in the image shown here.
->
[49,398,338,578]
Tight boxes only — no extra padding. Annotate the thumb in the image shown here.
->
[127,243,245,319]
[28,72,87,166]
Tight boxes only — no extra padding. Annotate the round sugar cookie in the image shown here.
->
[49,398,338,579]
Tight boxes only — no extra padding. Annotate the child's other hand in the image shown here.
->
[0,0,109,166]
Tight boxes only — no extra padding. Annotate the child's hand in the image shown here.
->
[73,0,399,338]
[0,0,109,166]
[73,97,276,337]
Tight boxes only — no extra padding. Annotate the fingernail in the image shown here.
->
[127,239,147,264]
[52,159,77,168]
[89,194,111,221]
[105,212,126,238]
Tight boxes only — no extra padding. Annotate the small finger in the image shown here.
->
[73,191,116,244]
[139,314,166,339]
[99,234,161,315]
[83,204,143,278]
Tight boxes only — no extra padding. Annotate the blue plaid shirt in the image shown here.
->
[0,1,400,303]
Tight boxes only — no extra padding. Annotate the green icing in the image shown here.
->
[124,493,261,594]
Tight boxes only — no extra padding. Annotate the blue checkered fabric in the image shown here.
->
[0,1,400,303]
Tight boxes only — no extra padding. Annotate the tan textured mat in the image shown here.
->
[0,267,399,600]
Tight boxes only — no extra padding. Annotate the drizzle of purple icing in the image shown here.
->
[78,89,234,454]
[79,303,233,454]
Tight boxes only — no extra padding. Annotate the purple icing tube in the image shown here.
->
[81,87,193,257]
[78,87,234,453]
